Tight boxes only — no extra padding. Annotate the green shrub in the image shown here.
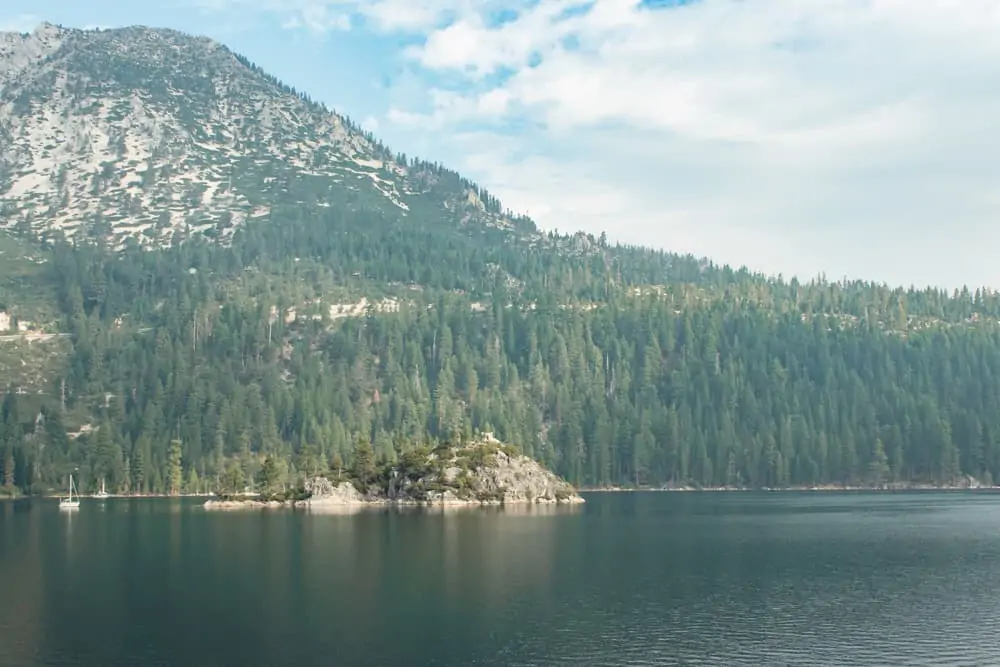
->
[500,444,520,458]
[476,486,506,503]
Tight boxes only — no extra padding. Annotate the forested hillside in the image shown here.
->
[3,23,1000,497]
[4,201,1000,496]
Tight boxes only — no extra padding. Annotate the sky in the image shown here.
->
[3,1,1000,289]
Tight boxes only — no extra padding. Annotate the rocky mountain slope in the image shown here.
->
[0,22,522,249]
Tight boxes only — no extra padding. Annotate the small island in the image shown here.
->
[204,435,584,510]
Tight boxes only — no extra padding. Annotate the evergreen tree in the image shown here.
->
[869,438,890,488]
[168,439,183,496]
[352,436,376,490]
[257,456,280,495]
[2,447,13,489]
[9,194,1000,495]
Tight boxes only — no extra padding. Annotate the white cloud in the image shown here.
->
[193,0,485,33]
[194,0,352,33]
[184,0,1000,286]
[359,0,471,31]
[410,0,578,76]
[374,0,1000,288]
[281,9,351,33]
[0,14,40,34]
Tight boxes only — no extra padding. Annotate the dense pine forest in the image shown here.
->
[4,196,1000,497]
[4,22,1000,497]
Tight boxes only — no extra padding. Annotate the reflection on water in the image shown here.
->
[2,493,1000,666]
[0,501,42,666]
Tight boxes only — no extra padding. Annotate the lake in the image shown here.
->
[2,492,1000,666]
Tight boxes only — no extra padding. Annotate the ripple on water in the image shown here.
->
[7,493,1000,667]
[490,494,1000,667]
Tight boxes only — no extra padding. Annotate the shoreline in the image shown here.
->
[12,485,995,501]
[204,495,587,511]
[39,492,217,500]
[202,442,589,511]
[579,483,999,493]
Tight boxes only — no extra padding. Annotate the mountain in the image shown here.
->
[3,22,1000,499]
[0,22,524,248]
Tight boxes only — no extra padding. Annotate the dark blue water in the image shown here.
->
[2,492,1000,666]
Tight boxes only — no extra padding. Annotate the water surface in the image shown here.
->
[2,492,1000,666]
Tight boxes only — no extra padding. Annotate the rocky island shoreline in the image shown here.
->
[204,436,584,510]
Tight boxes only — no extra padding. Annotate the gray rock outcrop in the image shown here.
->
[204,436,584,510]
[299,478,366,507]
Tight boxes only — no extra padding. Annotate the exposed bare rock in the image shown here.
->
[203,498,283,510]
[344,436,584,506]
[0,23,65,83]
[0,22,526,249]
[300,478,366,507]
[466,447,585,504]
[202,437,584,510]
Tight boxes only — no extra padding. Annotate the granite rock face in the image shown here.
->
[0,22,526,248]
[455,447,584,504]
[301,479,366,507]
[205,437,585,509]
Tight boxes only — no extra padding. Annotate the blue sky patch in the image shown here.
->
[639,0,703,9]
[555,2,595,22]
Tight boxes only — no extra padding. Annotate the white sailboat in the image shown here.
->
[59,474,80,509]
[95,478,110,499]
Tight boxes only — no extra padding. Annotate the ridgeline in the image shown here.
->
[2,24,1000,498]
